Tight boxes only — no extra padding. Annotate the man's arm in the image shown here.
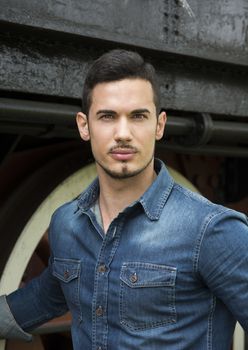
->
[197,209,248,330]
[0,259,68,340]
[0,295,32,341]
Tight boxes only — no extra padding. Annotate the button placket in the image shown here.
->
[92,224,121,350]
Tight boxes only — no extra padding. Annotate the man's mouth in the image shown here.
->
[109,147,137,161]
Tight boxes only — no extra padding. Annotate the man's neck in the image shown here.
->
[97,166,157,233]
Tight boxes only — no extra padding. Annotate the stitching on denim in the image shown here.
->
[52,259,82,323]
[120,314,177,332]
[120,262,177,288]
[77,263,83,324]
[141,178,174,220]
[122,262,177,271]
[192,209,231,277]
[77,177,99,210]
[52,258,81,282]
[92,222,122,349]
[207,295,216,350]
[119,263,177,331]
[21,313,53,329]
[174,183,211,206]
[91,238,109,347]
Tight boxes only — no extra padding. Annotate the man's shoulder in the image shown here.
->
[49,195,84,233]
[170,182,229,218]
[53,197,79,218]
[170,182,247,225]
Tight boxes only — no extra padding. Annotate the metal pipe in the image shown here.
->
[0,98,78,126]
[165,116,195,135]
[0,97,248,146]
[159,143,248,157]
[211,121,248,143]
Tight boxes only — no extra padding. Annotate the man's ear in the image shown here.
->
[76,112,90,141]
[156,111,167,140]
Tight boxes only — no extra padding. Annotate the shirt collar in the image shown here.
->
[138,159,174,220]
[77,159,174,220]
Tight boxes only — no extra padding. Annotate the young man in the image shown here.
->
[1,49,248,349]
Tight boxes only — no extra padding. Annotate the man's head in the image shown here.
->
[81,49,161,116]
[77,50,166,181]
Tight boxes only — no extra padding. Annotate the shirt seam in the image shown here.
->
[192,208,233,277]
[207,295,216,350]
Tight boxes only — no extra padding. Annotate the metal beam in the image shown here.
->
[0,30,248,117]
[0,0,247,66]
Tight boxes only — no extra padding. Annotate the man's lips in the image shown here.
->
[109,148,137,161]
[111,149,136,154]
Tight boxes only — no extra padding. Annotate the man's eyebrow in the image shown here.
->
[96,108,151,115]
[130,109,151,114]
[96,109,116,115]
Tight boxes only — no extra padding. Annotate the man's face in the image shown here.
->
[77,78,166,180]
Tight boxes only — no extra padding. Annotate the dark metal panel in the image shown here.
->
[1,29,248,116]
[0,0,247,66]
[0,31,91,101]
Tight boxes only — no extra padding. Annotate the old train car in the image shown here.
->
[0,1,248,349]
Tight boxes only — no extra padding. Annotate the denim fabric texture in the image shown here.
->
[0,295,32,341]
[3,159,248,349]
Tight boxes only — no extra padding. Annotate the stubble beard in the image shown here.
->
[95,154,154,180]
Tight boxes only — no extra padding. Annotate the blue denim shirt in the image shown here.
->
[3,159,248,349]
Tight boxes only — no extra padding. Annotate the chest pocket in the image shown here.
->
[52,258,81,308]
[120,262,177,331]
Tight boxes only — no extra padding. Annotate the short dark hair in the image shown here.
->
[81,49,160,115]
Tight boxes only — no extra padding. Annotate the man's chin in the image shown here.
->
[96,162,142,180]
[103,167,140,180]
[96,156,154,180]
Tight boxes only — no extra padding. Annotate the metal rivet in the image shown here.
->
[64,270,69,279]
[98,264,107,273]
[96,306,103,317]
[130,273,138,283]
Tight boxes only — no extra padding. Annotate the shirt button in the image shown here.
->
[97,347,102,350]
[64,270,69,279]
[98,264,107,273]
[130,273,138,283]
[96,306,103,317]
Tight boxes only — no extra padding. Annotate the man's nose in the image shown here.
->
[114,117,132,142]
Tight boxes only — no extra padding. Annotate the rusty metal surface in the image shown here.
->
[0,0,247,66]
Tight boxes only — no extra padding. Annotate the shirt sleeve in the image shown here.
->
[6,258,68,332]
[0,295,32,341]
[197,209,248,331]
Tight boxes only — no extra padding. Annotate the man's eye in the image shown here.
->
[132,114,146,120]
[100,114,114,120]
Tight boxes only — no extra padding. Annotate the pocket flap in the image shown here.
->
[52,258,81,283]
[120,262,176,288]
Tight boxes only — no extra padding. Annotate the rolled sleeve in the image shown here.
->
[0,295,32,341]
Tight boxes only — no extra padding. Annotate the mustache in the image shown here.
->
[108,143,138,153]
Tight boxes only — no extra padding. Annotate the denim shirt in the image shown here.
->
[2,159,248,349]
